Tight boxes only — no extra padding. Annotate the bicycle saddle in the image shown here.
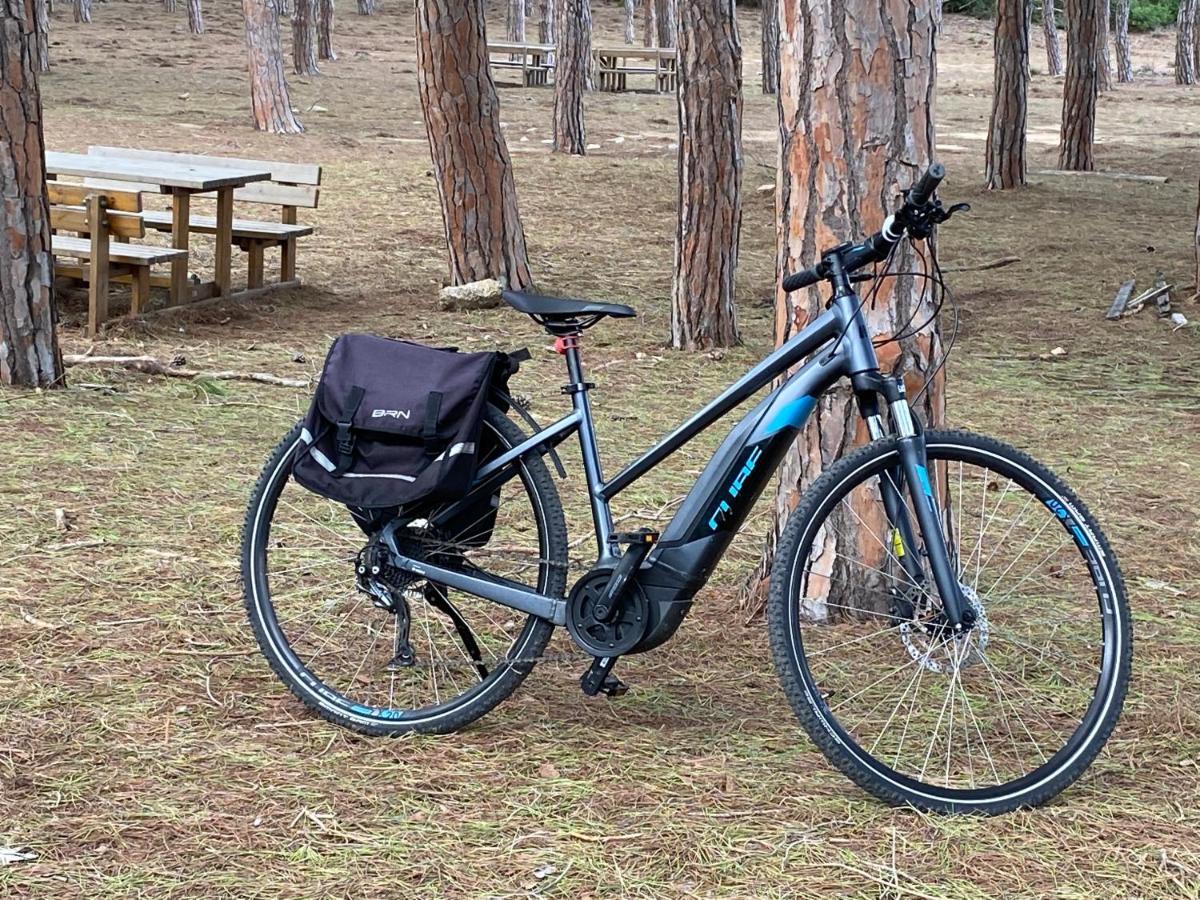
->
[501,289,636,329]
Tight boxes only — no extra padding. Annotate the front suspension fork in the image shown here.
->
[864,385,969,628]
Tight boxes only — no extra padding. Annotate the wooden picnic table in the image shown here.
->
[593,46,678,93]
[44,151,272,306]
[488,40,555,86]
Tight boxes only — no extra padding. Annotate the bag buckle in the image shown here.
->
[336,421,355,455]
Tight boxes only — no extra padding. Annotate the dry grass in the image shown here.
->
[1,3,1198,897]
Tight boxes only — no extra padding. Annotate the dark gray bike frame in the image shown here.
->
[383,291,966,629]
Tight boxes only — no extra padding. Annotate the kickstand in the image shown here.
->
[580,656,628,698]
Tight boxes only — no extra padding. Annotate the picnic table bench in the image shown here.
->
[44,148,321,332]
[86,147,321,292]
[45,150,272,308]
[47,183,187,335]
[488,40,554,86]
[594,46,677,93]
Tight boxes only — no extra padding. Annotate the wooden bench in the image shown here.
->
[594,47,678,93]
[85,147,320,290]
[48,183,187,335]
[488,41,555,86]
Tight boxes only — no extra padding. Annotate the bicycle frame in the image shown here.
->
[383,289,967,641]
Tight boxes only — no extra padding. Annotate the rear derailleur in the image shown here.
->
[356,541,416,669]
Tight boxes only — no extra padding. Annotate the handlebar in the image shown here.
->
[908,162,945,207]
[781,163,948,293]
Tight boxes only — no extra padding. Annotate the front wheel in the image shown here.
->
[767,429,1131,814]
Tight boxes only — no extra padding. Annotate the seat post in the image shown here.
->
[556,332,615,558]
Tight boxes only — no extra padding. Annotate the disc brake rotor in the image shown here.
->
[898,582,989,674]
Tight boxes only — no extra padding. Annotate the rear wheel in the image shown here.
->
[767,430,1131,814]
[242,406,568,735]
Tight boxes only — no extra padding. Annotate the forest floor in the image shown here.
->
[2,2,1199,897]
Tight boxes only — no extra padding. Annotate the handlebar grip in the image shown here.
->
[782,267,821,292]
[908,162,945,207]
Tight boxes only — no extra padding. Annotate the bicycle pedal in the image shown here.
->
[580,655,628,697]
[613,528,659,546]
[597,675,628,698]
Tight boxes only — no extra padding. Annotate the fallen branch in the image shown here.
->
[63,355,309,389]
[1030,169,1170,184]
[940,256,1021,273]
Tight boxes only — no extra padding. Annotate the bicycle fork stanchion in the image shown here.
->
[886,382,971,630]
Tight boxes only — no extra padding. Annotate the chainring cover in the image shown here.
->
[566,569,649,657]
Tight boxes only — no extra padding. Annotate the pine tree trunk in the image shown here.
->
[744,0,942,611]
[243,0,304,133]
[986,0,1029,189]
[761,0,778,94]
[0,0,63,389]
[553,0,589,154]
[1194,177,1199,302]
[507,0,525,41]
[292,0,319,74]
[671,0,741,350]
[415,0,533,290]
[1096,0,1111,90]
[72,0,89,23]
[623,0,634,43]
[187,0,203,32]
[655,0,676,47]
[317,0,335,59]
[1176,0,1197,84]
[643,0,656,46]
[356,0,374,13]
[279,0,291,15]
[34,0,49,69]
[1058,0,1099,170]
[1042,0,1063,75]
[1113,0,1131,81]
[164,0,176,12]
[539,0,554,42]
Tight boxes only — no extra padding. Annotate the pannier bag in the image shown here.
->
[293,334,518,510]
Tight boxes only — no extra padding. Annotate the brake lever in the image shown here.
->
[930,202,971,225]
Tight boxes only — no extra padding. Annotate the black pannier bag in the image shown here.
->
[293,334,518,511]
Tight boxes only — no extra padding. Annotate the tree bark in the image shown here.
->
[1058,0,1099,170]
[187,0,204,33]
[33,0,48,69]
[1096,0,1111,90]
[760,0,778,94]
[986,0,1030,189]
[539,0,554,42]
[553,0,589,154]
[507,0,525,41]
[1113,0,1131,81]
[1194,177,1199,302]
[643,0,656,46]
[243,0,304,133]
[164,0,176,11]
[356,0,374,13]
[671,0,741,350]
[278,0,291,15]
[317,0,334,59]
[0,0,63,389]
[415,0,533,290]
[1042,0,1063,75]
[744,0,942,612]
[72,0,89,22]
[292,0,319,74]
[1176,0,1197,84]
[655,0,676,48]
[623,0,634,43]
